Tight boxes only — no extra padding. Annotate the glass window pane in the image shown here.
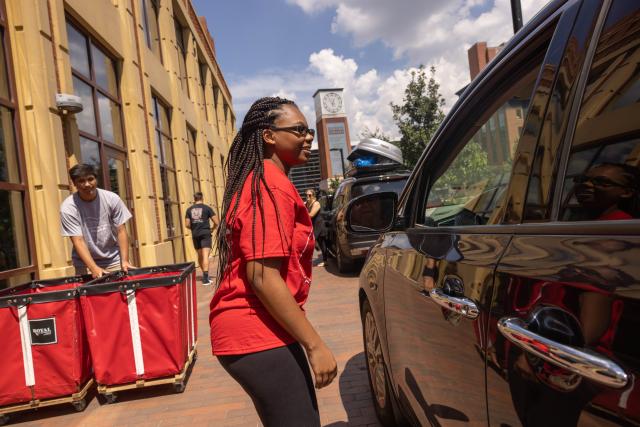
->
[97,93,124,146]
[0,272,33,290]
[73,77,97,135]
[0,106,19,183]
[159,103,170,135]
[167,169,178,201]
[422,67,540,227]
[79,137,102,185]
[154,130,161,160]
[171,234,184,263]
[560,1,640,222]
[162,135,173,167]
[190,153,198,180]
[147,0,161,57]
[171,203,181,235]
[160,166,169,200]
[66,23,90,77]
[108,157,127,200]
[0,29,11,99]
[91,44,117,96]
[0,190,31,272]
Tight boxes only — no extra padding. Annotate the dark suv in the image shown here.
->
[324,165,409,273]
[348,0,640,425]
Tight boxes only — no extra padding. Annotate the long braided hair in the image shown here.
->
[215,96,296,285]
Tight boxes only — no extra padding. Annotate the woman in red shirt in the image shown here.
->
[211,97,337,426]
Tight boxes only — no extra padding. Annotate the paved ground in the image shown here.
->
[9,257,381,427]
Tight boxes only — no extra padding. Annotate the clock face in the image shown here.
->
[322,92,343,114]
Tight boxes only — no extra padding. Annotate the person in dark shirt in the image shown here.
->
[185,192,219,285]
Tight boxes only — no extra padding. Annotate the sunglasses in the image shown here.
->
[573,175,627,188]
[269,124,315,137]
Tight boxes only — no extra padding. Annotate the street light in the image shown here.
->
[330,148,345,176]
[510,0,523,33]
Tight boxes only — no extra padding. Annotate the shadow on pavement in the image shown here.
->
[324,352,380,427]
[318,257,362,279]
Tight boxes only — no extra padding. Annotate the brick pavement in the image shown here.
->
[8,258,382,427]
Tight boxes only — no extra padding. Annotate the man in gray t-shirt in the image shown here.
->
[60,164,133,278]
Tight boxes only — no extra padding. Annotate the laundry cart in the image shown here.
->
[0,276,94,425]
[78,263,197,403]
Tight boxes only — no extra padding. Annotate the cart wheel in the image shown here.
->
[173,381,186,393]
[0,414,9,426]
[103,393,117,404]
[72,398,87,412]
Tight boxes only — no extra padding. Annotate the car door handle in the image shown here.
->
[498,317,628,388]
[421,288,480,320]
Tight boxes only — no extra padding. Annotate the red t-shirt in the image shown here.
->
[209,161,315,355]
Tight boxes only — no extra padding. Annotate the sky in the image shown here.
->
[192,0,550,142]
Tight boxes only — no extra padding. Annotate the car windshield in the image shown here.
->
[351,178,407,199]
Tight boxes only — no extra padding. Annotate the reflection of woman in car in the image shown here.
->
[571,162,639,220]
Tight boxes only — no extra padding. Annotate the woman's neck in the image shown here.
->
[265,156,289,175]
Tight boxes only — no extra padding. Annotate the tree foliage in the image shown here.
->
[391,65,445,168]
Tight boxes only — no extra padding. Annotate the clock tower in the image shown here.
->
[313,88,352,180]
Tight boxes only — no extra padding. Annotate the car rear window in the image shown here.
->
[351,178,407,199]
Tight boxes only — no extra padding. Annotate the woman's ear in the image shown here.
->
[262,128,276,147]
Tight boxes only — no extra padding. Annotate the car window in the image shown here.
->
[351,178,407,199]
[559,0,640,222]
[420,63,544,227]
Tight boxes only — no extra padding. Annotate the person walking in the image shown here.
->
[211,97,337,426]
[60,163,134,278]
[185,191,219,285]
[305,189,326,267]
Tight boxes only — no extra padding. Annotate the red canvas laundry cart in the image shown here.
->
[78,263,197,403]
[0,276,94,425]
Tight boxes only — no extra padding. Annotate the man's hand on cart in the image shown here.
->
[89,266,108,279]
[121,260,136,274]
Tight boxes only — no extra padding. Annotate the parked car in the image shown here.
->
[348,0,640,425]
[325,161,409,273]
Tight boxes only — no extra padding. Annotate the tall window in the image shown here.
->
[0,1,34,288]
[152,95,184,263]
[198,59,208,120]
[208,145,219,215]
[174,18,189,98]
[67,20,126,182]
[140,0,161,60]
[187,126,200,194]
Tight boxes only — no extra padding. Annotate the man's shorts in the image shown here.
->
[192,234,212,250]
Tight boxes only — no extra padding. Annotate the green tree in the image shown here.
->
[391,65,445,168]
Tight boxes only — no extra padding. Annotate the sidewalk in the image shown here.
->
[9,258,381,426]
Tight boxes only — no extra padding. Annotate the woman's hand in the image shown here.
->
[306,341,338,389]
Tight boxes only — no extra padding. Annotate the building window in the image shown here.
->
[208,145,219,215]
[187,126,200,194]
[67,20,126,181]
[140,0,161,60]
[152,95,184,263]
[198,59,208,120]
[174,18,189,98]
[0,2,35,288]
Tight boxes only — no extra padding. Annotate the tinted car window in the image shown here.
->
[421,64,543,227]
[560,1,640,221]
[351,178,407,198]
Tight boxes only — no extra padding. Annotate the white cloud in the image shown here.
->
[233,0,550,140]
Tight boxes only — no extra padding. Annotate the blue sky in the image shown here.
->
[193,0,549,141]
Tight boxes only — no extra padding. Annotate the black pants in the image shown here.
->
[218,343,320,427]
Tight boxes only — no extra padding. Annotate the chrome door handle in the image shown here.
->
[424,288,479,319]
[498,317,628,388]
